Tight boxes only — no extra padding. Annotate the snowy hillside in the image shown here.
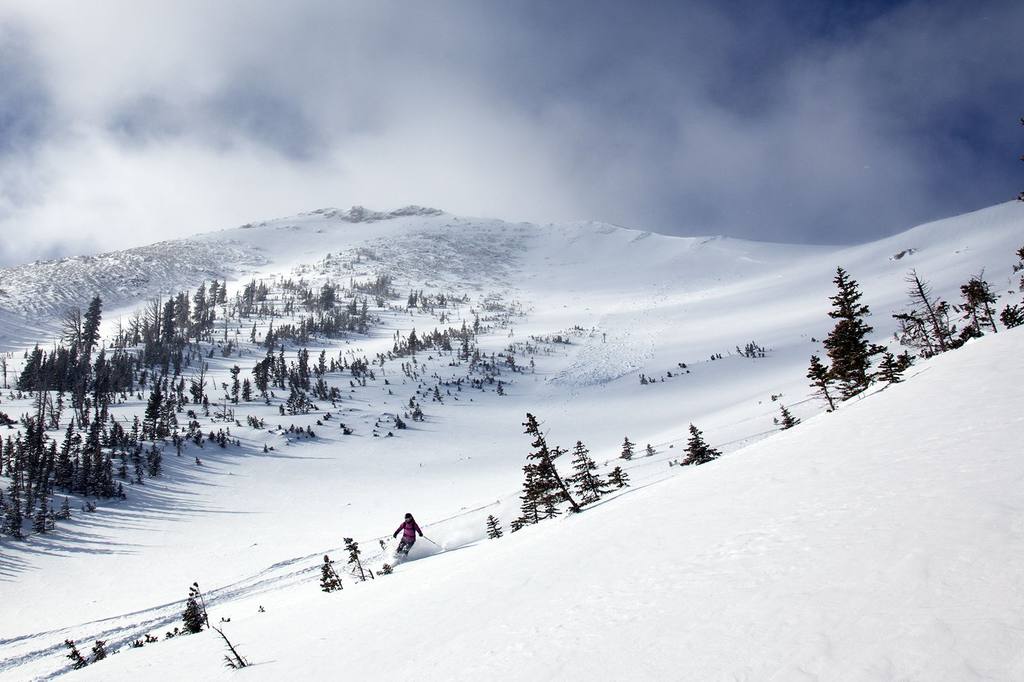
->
[0,200,1021,680]
[68,327,1024,681]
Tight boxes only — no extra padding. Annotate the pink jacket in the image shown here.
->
[395,519,422,541]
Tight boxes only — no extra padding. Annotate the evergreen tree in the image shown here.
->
[682,424,721,466]
[486,515,504,539]
[517,463,543,526]
[81,296,103,360]
[567,440,609,505]
[144,381,164,440]
[57,496,72,520]
[1001,245,1024,327]
[1000,303,1023,329]
[230,366,241,404]
[959,275,999,335]
[522,413,580,513]
[64,640,88,670]
[182,582,208,633]
[32,495,48,534]
[55,421,75,490]
[344,537,366,581]
[876,351,907,384]
[823,267,884,398]
[645,443,655,457]
[777,404,799,430]
[608,465,629,488]
[540,487,562,519]
[620,436,635,460]
[146,444,162,477]
[2,477,23,538]
[806,354,837,412]
[319,554,343,592]
[893,270,956,357]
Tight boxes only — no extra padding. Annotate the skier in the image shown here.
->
[393,512,423,556]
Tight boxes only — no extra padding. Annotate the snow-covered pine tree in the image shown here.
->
[645,443,655,457]
[90,639,107,662]
[682,423,721,466]
[344,537,366,581]
[320,555,343,592]
[777,404,800,430]
[823,267,884,399]
[567,440,609,505]
[806,354,837,412]
[620,436,635,460]
[608,465,629,488]
[486,515,504,539]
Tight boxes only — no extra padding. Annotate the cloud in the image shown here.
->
[0,0,1021,266]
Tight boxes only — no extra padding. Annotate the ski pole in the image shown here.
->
[421,535,442,548]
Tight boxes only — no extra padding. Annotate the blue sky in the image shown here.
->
[0,0,1020,265]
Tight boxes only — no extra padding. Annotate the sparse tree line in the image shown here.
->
[62,581,248,673]
[808,243,1023,412]
[0,275,390,540]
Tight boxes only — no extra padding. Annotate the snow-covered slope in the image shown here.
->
[0,201,1021,680]
[64,325,1024,681]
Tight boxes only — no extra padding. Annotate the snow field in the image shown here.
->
[0,200,1021,679]
[69,327,1024,681]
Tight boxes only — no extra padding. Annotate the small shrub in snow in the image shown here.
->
[64,639,88,669]
[776,404,800,430]
[608,466,629,488]
[344,537,366,581]
[320,554,343,592]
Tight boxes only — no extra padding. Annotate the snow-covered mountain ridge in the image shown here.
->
[3,201,1019,351]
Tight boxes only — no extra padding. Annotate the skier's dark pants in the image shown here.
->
[397,537,415,555]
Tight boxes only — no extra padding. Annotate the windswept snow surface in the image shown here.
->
[67,324,1024,681]
[0,201,1022,680]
